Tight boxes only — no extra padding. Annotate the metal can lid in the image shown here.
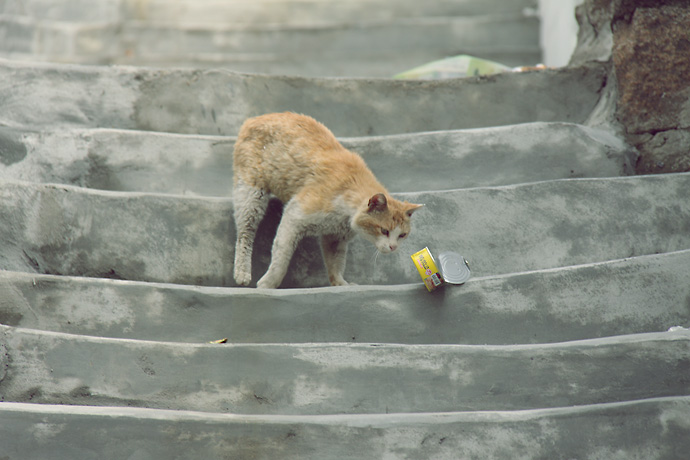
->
[438,251,471,285]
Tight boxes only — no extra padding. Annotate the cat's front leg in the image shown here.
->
[321,234,352,286]
[257,201,305,289]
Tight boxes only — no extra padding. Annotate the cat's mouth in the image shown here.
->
[376,245,397,254]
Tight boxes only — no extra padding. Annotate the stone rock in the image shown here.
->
[570,0,616,66]
[631,129,690,174]
[613,5,690,173]
[571,0,690,174]
[613,6,690,134]
[571,0,690,67]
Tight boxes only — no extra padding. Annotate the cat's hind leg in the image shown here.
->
[321,234,351,286]
[233,179,269,286]
[256,199,306,289]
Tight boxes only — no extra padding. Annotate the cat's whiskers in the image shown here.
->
[371,248,381,266]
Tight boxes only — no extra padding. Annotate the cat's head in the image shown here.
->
[353,193,423,253]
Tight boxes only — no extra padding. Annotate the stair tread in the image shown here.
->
[2,249,689,344]
[1,398,689,460]
[0,58,608,135]
[1,173,688,286]
[1,0,539,24]
[2,324,689,414]
[0,122,635,196]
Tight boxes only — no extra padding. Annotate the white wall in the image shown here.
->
[539,0,584,67]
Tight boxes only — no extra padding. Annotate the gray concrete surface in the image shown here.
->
[1,0,538,23]
[1,397,689,460]
[1,1,689,458]
[0,122,636,196]
[0,58,608,136]
[2,249,689,345]
[1,325,689,414]
[0,14,540,76]
[0,174,687,287]
[0,0,540,76]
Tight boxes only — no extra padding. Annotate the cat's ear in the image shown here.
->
[367,193,388,213]
[405,203,424,217]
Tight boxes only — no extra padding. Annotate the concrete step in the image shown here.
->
[0,3,688,457]
[0,14,540,76]
[2,250,689,345]
[2,0,538,25]
[0,173,687,287]
[116,15,539,76]
[0,123,636,196]
[2,396,687,460]
[2,325,689,414]
[0,58,608,135]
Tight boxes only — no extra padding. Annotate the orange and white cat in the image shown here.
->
[232,112,423,289]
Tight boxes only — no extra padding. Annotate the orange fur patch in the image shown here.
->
[234,112,414,214]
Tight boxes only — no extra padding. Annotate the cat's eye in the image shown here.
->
[398,233,407,239]
[381,229,389,236]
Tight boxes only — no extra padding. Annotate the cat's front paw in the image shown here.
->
[234,268,252,287]
[329,276,356,287]
[256,275,280,289]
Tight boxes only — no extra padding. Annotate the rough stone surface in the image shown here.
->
[572,0,690,174]
[571,0,690,66]
[613,6,690,173]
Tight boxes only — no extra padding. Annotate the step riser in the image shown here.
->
[1,175,688,286]
[1,16,539,55]
[2,0,538,23]
[2,326,689,414]
[0,123,636,196]
[0,50,542,78]
[4,20,539,76]
[0,60,607,136]
[2,251,689,344]
[112,49,543,78]
[2,398,688,460]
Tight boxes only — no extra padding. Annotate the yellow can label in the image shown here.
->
[411,247,444,292]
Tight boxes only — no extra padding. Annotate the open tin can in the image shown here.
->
[411,247,470,292]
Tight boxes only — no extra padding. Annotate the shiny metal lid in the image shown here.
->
[438,251,471,285]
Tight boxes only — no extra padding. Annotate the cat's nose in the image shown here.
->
[389,244,397,252]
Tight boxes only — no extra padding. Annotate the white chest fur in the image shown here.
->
[290,196,356,240]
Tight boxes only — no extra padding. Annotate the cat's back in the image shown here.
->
[235,112,342,159]
[233,113,371,201]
